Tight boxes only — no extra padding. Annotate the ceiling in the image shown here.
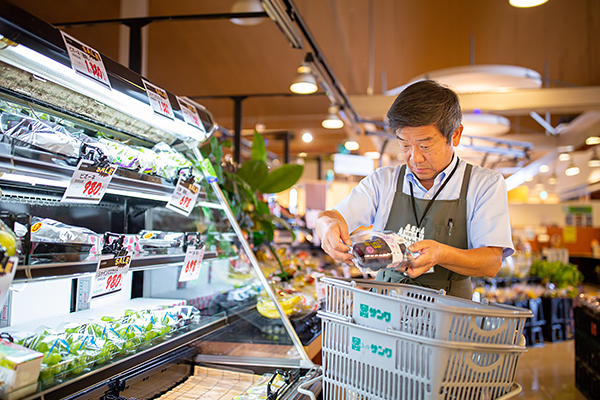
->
[6,0,600,200]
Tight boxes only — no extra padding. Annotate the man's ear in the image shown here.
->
[451,125,463,146]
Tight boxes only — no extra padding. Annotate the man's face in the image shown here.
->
[396,124,463,188]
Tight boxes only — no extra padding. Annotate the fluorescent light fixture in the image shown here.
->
[301,132,313,143]
[290,64,317,94]
[105,188,170,202]
[0,173,69,188]
[539,164,550,173]
[558,152,571,162]
[509,0,549,8]
[322,105,344,129]
[261,0,303,49]
[586,136,600,146]
[344,141,360,151]
[565,162,580,176]
[0,41,211,143]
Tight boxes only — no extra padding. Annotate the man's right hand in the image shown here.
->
[315,210,354,265]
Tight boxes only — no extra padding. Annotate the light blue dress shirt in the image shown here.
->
[333,156,515,258]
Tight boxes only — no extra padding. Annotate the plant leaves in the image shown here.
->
[259,164,304,194]
[251,131,267,163]
[238,159,268,192]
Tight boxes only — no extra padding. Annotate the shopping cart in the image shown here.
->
[297,277,532,400]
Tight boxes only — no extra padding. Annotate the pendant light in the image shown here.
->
[565,162,580,176]
[509,0,549,8]
[230,0,265,26]
[322,104,344,129]
[548,172,558,185]
[589,147,600,167]
[290,64,317,94]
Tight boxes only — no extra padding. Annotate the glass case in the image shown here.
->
[0,2,320,399]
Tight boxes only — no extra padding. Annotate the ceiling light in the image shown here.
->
[364,151,380,159]
[461,113,511,136]
[321,105,344,129]
[558,152,571,162]
[290,64,317,94]
[230,0,265,26]
[525,176,534,182]
[565,162,580,176]
[539,190,549,201]
[344,141,360,151]
[586,136,600,146]
[255,123,266,133]
[539,164,550,173]
[509,0,549,8]
[534,182,545,191]
[548,173,558,185]
[589,148,600,167]
[298,152,307,157]
[301,132,313,143]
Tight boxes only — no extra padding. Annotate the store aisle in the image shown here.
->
[516,341,587,399]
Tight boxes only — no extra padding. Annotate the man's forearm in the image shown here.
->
[438,245,503,277]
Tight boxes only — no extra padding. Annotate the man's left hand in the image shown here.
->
[397,240,446,278]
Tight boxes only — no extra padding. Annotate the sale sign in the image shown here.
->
[166,176,201,216]
[176,97,206,133]
[61,31,111,89]
[61,160,117,204]
[91,252,131,299]
[178,245,205,282]
[142,79,174,119]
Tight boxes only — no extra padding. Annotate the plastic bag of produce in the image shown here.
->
[349,230,420,273]
[151,142,202,181]
[94,137,140,170]
[29,217,97,245]
[138,231,184,249]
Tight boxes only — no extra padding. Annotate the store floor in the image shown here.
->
[517,340,586,399]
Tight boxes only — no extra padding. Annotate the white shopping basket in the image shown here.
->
[322,277,532,345]
[310,311,527,400]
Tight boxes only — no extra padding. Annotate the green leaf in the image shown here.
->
[255,199,270,215]
[251,131,267,163]
[238,160,268,192]
[210,137,223,182]
[259,164,304,194]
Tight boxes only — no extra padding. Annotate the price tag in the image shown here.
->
[61,160,117,204]
[91,252,131,299]
[166,176,200,216]
[176,97,206,133]
[61,31,111,89]
[142,79,174,119]
[0,257,18,308]
[178,246,205,282]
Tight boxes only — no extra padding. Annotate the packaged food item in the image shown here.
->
[28,218,99,263]
[94,137,141,170]
[151,142,202,181]
[138,231,184,251]
[349,230,419,272]
[0,339,43,400]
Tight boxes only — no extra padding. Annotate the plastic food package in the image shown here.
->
[151,142,202,181]
[29,218,97,245]
[93,137,141,170]
[349,230,419,273]
[1,114,83,157]
[0,339,43,400]
[138,231,184,249]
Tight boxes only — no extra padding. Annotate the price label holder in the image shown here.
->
[176,97,206,133]
[61,31,111,89]
[142,79,174,119]
[0,257,18,308]
[91,251,131,299]
[166,175,200,216]
[178,244,205,282]
[61,159,117,204]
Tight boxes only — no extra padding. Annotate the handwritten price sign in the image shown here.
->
[61,31,111,89]
[61,160,117,204]
[166,176,200,216]
[142,79,174,119]
[91,253,131,299]
[178,246,205,282]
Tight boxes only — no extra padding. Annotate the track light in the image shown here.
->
[322,105,344,129]
[290,64,317,94]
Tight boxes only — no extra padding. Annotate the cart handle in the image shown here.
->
[296,374,322,400]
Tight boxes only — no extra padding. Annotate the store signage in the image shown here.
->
[176,97,206,133]
[333,153,375,176]
[61,160,117,204]
[166,176,201,216]
[178,245,205,282]
[0,257,18,309]
[142,79,174,119]
[61,31,111,89]
[91,252,132,299]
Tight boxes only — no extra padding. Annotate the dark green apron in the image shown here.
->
[374,162,473,299]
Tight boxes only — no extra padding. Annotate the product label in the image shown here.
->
[142,79,174,119]
[176,97,206,133]
[61,31,111,89]
[166,176,200,216]
[61,160,117,204]
[91,253,131,299]
[178,245,205,282]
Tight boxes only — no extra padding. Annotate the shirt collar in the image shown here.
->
[405,154,459,190]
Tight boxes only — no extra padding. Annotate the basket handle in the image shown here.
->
[494,383,522,399]
[296,375,322,400]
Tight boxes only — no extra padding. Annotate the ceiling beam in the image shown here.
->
[349,86,600,119]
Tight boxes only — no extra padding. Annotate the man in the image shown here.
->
[315,80,513,299]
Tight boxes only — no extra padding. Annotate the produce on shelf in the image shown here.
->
[0,220,18,259]
[529,259,583,296]
[0,339,43,398]
[578,293,600,313]
[474,283,579,303]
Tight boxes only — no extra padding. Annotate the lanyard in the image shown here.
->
[409,158,460,229]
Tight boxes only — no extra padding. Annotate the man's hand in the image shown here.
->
[398,240,445,278]
[315,210,354,265]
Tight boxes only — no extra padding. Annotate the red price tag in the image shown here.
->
[91,253,131,299]
[142,79,174,119]
[61,160,117,204]
[166,176,200,216]
[179,246,204,282]
[176,97,207,141]
[61,31,111,89]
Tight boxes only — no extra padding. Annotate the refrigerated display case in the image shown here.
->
[0,2,320,399]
